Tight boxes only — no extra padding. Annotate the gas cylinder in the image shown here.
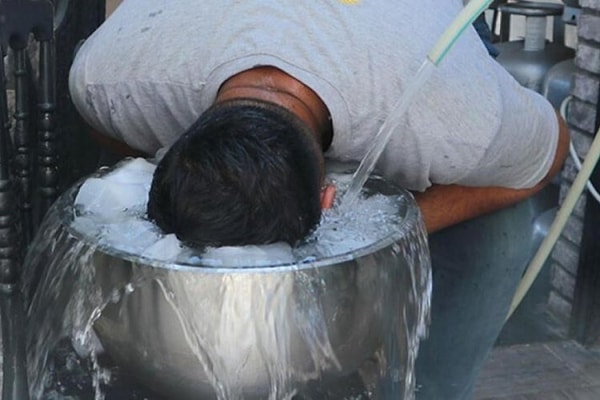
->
[541,2,579,109]
[541,55,575,108]
[495,1,575,94]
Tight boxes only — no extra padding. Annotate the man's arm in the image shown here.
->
[413,110,570,234]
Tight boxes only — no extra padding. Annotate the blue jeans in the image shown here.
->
[414,199,536,399]
[473,13,499,58]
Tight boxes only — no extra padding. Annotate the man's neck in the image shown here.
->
[215,67,332,149]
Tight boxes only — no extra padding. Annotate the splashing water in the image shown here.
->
[340,59,435,209]
[21,160,431,400]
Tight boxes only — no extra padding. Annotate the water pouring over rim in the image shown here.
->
[23,160,432,400]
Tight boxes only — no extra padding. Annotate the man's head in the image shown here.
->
[147,99,325,248]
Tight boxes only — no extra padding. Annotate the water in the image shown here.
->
[69,159,415,267]
[341,59,435,209]
[20,160,431,400]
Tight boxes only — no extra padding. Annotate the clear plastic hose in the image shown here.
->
[508,122,600,320]
[428,0,495,65]
[341,0,495,207]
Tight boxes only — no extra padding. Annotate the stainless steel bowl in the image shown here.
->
[31,164,430,400]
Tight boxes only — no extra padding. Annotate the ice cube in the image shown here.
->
[98,219,160,254]
[103,158,155,186]
[143,234,184,262]
[202,243,295,267]
[75,178,149,217]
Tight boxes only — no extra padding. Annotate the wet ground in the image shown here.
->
[473,250,600,399]
[474,340,600,400]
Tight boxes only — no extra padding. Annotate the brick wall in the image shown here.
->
[548,0,600,336]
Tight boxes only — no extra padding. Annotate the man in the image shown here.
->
[69,0,569,398]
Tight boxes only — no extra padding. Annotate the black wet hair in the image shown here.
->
[147,99,323,248]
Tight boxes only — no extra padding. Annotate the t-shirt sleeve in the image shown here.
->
[455,62,559,189]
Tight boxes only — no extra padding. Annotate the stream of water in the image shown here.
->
[340,59,435,209]
[20,160,431,400]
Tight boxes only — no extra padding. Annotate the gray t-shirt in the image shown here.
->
[69,0,558,192]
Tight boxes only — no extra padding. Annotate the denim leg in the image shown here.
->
[473,13,500,58]
[414,200,535,400]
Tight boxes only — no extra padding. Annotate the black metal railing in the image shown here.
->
[0,1,56,396]
[0,1,105,398]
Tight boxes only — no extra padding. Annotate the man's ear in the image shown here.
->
[320,184,336,209]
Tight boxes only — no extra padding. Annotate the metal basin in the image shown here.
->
[38,166,430,400]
